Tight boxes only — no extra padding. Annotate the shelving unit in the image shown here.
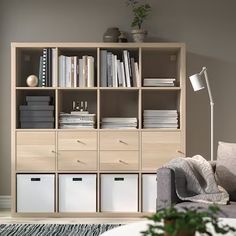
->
[11,42,186,217]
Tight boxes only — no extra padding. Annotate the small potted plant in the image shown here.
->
[142,205,236,236]
[127,0,151,42]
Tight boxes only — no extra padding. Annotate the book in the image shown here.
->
[123,50,131,87]
[120,62,126,87]
[100,50,107,87]
[87,56,94,87]
[112,55,118,87]
[79,58,83,87]
[38,56,43,87]
[42,48,47,87]
[107,52,112,87]
[134,62,140,87]
[117,60,123,87]
[52,48,57,87]
[27,101,49,106]
[131,58,137,87]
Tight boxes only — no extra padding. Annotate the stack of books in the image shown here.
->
[143,110,178,129]
[101,117,137,129]
[59,111,96,129]
[143,78,176,87]
[20,96,54,128]
[59,55,94,88]
[38,48,57,87]
[100,50,140,87]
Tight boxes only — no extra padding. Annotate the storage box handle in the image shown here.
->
[114,177,124,181]
[31,178,41,181]
[73,178,82,181]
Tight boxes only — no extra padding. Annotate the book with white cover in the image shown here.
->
[65,56,71,88]
[143,123,178,128]
[107,52,112,87]
[121,62,126,87]
[73,56,78,87]
[123,50,131,87]
[117,60,123,87]
[82,56,88,87]
[144,78,175,82]
[102,117,137,122]
[79,58,83,87]
[52,48,57,87]
[131,58,137,87]
[112,55,118,87]
[87,56,94,87]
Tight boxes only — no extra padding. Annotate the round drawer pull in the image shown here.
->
[77,160,85,164]
[51,150,56,153]
[177,150,185,155]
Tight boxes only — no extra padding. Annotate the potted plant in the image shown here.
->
[127,0,151,42]
[142,205,236,236]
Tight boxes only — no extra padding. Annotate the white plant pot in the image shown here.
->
[131,29,147,42]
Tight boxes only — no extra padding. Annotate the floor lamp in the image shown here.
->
[189,67,214,161]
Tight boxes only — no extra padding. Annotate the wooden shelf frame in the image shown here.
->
[11,42,186,217]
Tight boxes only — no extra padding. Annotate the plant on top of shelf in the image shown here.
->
[127,0,151,42]
[142,204,236,236]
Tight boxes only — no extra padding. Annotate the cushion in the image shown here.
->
[215,141,236,201]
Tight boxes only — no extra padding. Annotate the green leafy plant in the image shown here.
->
[127,0,151,29]
[142,205,236,236]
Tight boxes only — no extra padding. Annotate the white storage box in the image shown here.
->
[142,174,157,212]
[17,174,55,213]
[101,174,138,212]
[59,174,97,212]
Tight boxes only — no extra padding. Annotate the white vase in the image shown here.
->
[131,29,147,42]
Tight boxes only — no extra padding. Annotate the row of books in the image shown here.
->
[38,48,57,87]
[143,110,178,128]
[101,117,138,129]
[59,55,95,88]
[20,96,54,128]
[100,50,140,87]
[59,111,96,129]
[143,78,176,87]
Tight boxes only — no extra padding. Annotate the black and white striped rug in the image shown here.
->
[0,224,121,236]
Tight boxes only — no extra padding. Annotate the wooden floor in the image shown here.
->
[0,209,143,224]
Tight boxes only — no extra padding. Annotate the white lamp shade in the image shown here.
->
[189,73,205,91]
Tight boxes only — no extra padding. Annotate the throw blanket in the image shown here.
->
[164,155,229,205]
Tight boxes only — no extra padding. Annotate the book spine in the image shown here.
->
[42,48,47,87]
[107,52,112,87]
[59,55,63,87]
[131,58,137,87]
[74,56,77,87]
[87,56,94,87]
[120,62,126,87]
[52,48,57,87]
[82,56,88,87]
[71,57,74,88]
[38,56,43,87]
[134,62,140,87]
[123,50,131,87]
[79,58,83,87]
[117,60,122,87]
[100,50,107,87]
[127,51,133,87]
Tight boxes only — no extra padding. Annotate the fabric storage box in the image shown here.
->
[59,174,97,212]
[17,174,55,213]
[101,174,138,212]
[142,174,157,212]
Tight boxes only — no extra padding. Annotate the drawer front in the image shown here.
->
[100,132,139,150]
[58,151,97,171]
[16,132,56,171]
[100,151,139,171]
[142,132,181,170]
[58,131,97,150]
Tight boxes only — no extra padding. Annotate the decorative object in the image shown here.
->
[103,27,120,42]
[142,205,236,236]
[26,74,38,87]
[118,31,128,42]
[127,0,151,42]
[189,67,214,161]
[0,224,120,236]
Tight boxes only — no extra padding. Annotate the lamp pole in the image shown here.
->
[200,67,214,161]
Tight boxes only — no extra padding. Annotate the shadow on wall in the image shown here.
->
[187,52,236,160]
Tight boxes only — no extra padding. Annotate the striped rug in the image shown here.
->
[0,224,121,236]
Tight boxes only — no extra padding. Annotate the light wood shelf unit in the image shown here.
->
[11,42,186,217]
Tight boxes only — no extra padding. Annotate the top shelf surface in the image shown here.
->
[12,42,185,50]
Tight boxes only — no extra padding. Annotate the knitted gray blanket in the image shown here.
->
[165,155,229,205]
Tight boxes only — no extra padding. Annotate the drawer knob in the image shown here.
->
[77,160,85,164]
[118,140,127,145]
[51,150,56,153]
[177,150,185,155]
[119,160,128,165]
[77,140,85,145]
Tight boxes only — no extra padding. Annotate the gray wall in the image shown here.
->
[0,0,236,195]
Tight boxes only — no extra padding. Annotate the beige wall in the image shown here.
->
[0,0,236,195]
